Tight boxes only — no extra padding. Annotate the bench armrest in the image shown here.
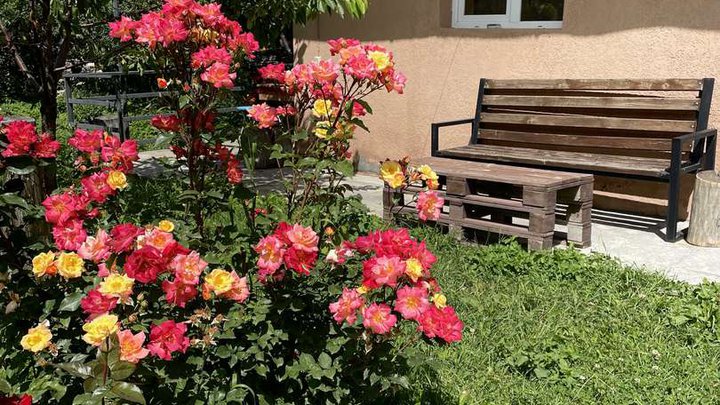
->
[672,128,717,143]
[671,128,717,170]
[431,118,475,157]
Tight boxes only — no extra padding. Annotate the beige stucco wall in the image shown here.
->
[295,0,720,218]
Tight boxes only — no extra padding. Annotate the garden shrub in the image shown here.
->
[0,1,463,403]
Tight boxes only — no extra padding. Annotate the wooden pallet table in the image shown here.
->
[384,157,594,250]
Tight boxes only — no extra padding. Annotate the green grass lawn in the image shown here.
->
[406,228,720,404]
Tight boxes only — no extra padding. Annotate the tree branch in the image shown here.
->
[0,19,40,88]
[54,0,75,73]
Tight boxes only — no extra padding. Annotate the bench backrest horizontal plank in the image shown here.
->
[479,112,697,132]
[483,95,700,111]
[475,78,713,159]
[485,79,705,91]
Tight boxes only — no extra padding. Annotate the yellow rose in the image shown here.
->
[98,274,134,298]
[57,252,84,279]
[368,51,392,71]
[158,220,175,233]
[314,121,332,139]
[82,314,119,346]
[405,258,424,282]
[432,293,447,309]
[32,251,57,277]
[106,170,128,190]
[356,285,369,295]
[312,99,333,118]
[417,165,438,182]
[379,160,405,189]
[204,269,234,295]
[20,321,52,353]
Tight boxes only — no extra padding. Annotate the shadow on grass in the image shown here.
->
[385,363,460,405]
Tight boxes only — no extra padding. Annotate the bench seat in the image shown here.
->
[437,144,671,178]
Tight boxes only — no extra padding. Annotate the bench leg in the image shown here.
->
[666,174,681,242]
[448,200,465,240]
[528,235,553,251]
[566,201,592,247]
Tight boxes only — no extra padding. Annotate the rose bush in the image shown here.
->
[0,1,462,403]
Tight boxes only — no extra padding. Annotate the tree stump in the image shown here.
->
[687,171,720,247]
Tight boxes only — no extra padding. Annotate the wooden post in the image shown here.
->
[687,170,720,246]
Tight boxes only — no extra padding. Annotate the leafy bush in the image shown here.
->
[0,2,462,404]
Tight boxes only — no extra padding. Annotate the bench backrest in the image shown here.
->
[473,79,714,161]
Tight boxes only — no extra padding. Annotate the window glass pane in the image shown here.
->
[464,0,507,15]
[520,0,563,21]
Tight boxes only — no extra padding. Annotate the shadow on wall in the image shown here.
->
[298,0,720,42]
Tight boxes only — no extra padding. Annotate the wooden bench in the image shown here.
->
[430,79,717,241]
[384,157,593,250]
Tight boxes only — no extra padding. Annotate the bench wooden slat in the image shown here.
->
[485,79,704,91]
[444,194,536,213]
[478,129,685,152]
[483,95,700,111]
[437,145,670,178]
[413,156,592,189]
[480,112,696,133]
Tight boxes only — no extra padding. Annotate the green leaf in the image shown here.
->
[72,393,102,405]
[7,165,36,175]
[55,362,92,379]
[178,190,200,202]
[205,190,225,201]
[350,118,370,132]
[216,345,233,359]
[178,95,191,109]
[110,382,146,404]
[0,193,28,209]
[298,353,315,371]
[58,292,84,312]
[534,367,551,379]
[334,160,354,177]
[318,352,332,369]
[291,130,309,142]
[110,361,136,381]
[0,379,11,394]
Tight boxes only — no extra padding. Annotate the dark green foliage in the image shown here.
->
[221,0,368,46]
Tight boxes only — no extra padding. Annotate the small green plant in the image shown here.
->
[665,281,720,344]
[503,337,579,385]
[460,239,533,277]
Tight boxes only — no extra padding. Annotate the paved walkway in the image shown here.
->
[136,151,719,284]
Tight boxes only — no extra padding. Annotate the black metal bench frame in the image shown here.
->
[430,78,717,242]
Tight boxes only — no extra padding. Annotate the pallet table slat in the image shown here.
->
[385,157,594,250]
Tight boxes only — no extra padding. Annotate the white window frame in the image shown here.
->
[452,0,563,29]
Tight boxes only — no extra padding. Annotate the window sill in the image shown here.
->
[451,22,563,30]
